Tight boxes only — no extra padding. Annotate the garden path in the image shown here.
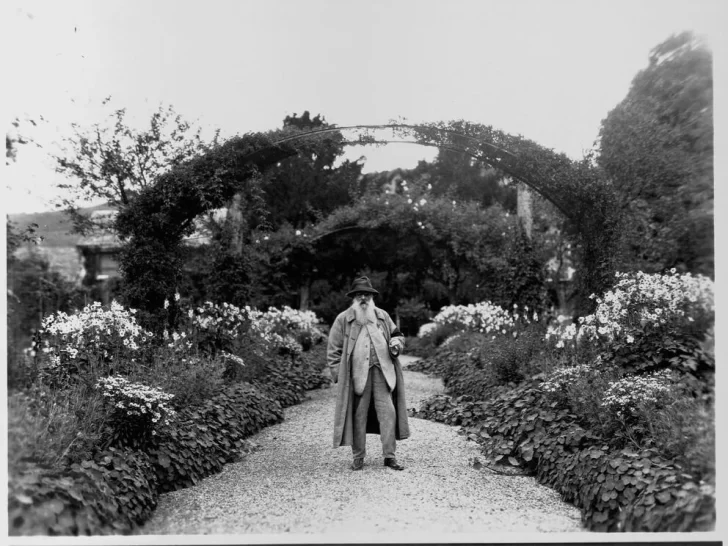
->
[138,356,585,538]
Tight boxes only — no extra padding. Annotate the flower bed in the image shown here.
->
[409,271,715,532]
[8,300,331,536]
[412,382,715,532]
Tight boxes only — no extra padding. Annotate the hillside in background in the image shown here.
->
[8,204,112,247]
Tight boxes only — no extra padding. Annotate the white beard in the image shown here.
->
[352,300,377,325]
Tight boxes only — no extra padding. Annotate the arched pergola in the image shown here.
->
[115,121,620,328]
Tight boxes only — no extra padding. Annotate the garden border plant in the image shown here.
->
[408,271,715,532]
[8,343,331,536]
[115,121,622,332]
[8,299,331,536]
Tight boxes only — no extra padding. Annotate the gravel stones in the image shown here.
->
[138,357,585,536]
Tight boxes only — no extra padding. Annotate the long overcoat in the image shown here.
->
[327,307,410,448]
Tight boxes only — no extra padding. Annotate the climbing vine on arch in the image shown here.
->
[115,120,621,330]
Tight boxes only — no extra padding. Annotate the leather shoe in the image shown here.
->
[351,458,364,471]
[384,458,404,471]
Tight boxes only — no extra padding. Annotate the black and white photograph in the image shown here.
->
[3,0,723,543]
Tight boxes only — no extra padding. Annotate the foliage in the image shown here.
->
[413,380,714,531]
[598,32,713,276]
[546,270,714,377]
[117,117,620,328]
[9,338,329,536]
[8,445,159,536]
[7,243,86,389]
[38,301,152,383]
[433,301,516,334]
[143,351,229,409]
[252,111,363,231]
[409,148,518,211]
[409,269,715,531]
[96,376,177,449]
[53,100,220,234]
[147,382,283,494]
[312,182,545,314]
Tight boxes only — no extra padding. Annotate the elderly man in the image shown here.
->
[327,276,410,471]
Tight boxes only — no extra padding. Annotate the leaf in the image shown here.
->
[508,456,519,466]
[15,494,34,505]
[521,446,534,462]
[655,490,672,504]
[47,499,66,514]
[157,453,171,468]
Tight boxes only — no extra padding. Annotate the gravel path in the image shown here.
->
[138,356,585,537]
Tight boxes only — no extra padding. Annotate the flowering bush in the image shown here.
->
[417,322,438,338]
[541,363,597,394]
[39,301,151,380]
[601,370,673,419]
[97,376,176,448]
[434,301,515,335]
[178,300,258,356]
[254,306,325,354]
[165,300,324,358]
[545,271,715,376]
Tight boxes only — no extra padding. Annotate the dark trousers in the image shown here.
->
[352,365,396,459]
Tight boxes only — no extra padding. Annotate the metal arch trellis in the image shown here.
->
[117,119,619,325]
[249,123,570,218]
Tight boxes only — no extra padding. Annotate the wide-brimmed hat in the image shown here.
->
[346,276,379,298]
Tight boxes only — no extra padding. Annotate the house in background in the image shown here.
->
[76,210,122,287]
[75,208,226,302]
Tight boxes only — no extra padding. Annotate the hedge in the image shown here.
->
[8,353,331,536]
[412,373,715,532]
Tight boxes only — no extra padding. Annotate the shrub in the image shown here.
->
[8,391,79,472]
[8,447,159,536]
[148,382,284,493]
[139,350,228,409]
[546,270,715,377]
[433,301,515,335]
[96,376,177,449]
[37,301,151,384]
[481,323,550,384]
[7,297,335,536]
[8,383,111,472]
[9,463,124,535]
[413,384,715,532]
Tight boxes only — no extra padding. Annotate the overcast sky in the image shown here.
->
[3,0,725,213]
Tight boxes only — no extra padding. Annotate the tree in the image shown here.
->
[301,180,550,320]
[598,32,713,276]
[253,111,363,231]
[411,148,518,212]
[54,99,220,233]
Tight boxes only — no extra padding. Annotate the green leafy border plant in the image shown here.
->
[411,366,715,532]
[8,351,329,536]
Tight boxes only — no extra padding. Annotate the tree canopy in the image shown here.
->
[53,100,220,234]
[598,31,713,276]
[115,117,620,330]
[252,111,363,231]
